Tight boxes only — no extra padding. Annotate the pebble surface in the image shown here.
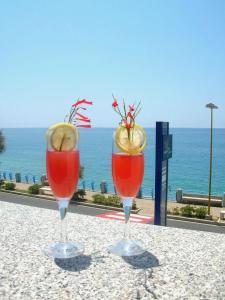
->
[0,201,225,300]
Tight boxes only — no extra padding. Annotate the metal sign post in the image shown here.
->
[154,122,173,226]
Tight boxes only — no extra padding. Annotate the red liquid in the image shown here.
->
[112,153,144,197]
[46,150,80,199]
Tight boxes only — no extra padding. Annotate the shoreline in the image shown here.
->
[2,182,223,220]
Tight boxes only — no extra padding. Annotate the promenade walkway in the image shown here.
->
[14,182,223,219]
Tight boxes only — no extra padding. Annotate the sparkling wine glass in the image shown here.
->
[42,123,84,258]
[109,131,145,256]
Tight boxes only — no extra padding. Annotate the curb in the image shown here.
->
[71,201,140,214]
[0,189,55,201]
[0,190,139,214]
[167,214,225,227]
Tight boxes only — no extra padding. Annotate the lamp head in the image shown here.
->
[206,103,218,109]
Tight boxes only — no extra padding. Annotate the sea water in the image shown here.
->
[1,128,225,199]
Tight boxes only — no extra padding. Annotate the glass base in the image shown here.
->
[108,239,145,257]
[43,242,84,259]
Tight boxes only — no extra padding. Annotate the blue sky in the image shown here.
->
[0,0,225,128]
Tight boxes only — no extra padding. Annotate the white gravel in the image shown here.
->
[0,201,225,300]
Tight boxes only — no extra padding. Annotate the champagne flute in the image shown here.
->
[43,123,84,258]
[109,126,146,256]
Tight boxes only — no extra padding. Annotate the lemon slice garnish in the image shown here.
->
[46,123,78,151]
[115,124,147,154]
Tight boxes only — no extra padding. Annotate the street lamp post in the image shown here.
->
[206,103,218,218]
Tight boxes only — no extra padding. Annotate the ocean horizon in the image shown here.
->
[1,128,225,200]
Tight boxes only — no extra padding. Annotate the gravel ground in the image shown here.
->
[1,201,225,300]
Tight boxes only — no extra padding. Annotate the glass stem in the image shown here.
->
[58,199,69,243]
[122,197,133,240]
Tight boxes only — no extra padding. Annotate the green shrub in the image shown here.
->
[195,207,207,219]
[72,189,86,201]
[106,195,121,207]
[172,207,180,215]
[28,184,41,194]
[132,200,137,210]
[92,194,136,209]
[180,205,195,217]
[5,182,16,190]
[92,194,107,205]
[41,180,49,187]
[0,179,5,189]
[170,205,207,219]
[93,194,121,207]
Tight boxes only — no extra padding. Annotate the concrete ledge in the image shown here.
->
[2,201,225,299]
[183,193,222,200]
[177,192,224,207]
[180,196,222,207]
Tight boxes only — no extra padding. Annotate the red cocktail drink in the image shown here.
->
[43,98,92,259]
[112,153,144,197]
[47,150,80,199]
[109,98,147,256]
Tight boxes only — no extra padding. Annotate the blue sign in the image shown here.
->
[163,134,173,161]
[154,122,173,226]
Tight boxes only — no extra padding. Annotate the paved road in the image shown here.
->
[1,192,225,234]
[167,218,225,233]
[0,191,107,216]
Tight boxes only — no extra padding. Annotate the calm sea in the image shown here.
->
[1,128,225,200]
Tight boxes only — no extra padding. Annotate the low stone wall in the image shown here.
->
[183,193,222,200]
[176,189,225,207]
[181,196,222,207]
[1,201,225,299]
